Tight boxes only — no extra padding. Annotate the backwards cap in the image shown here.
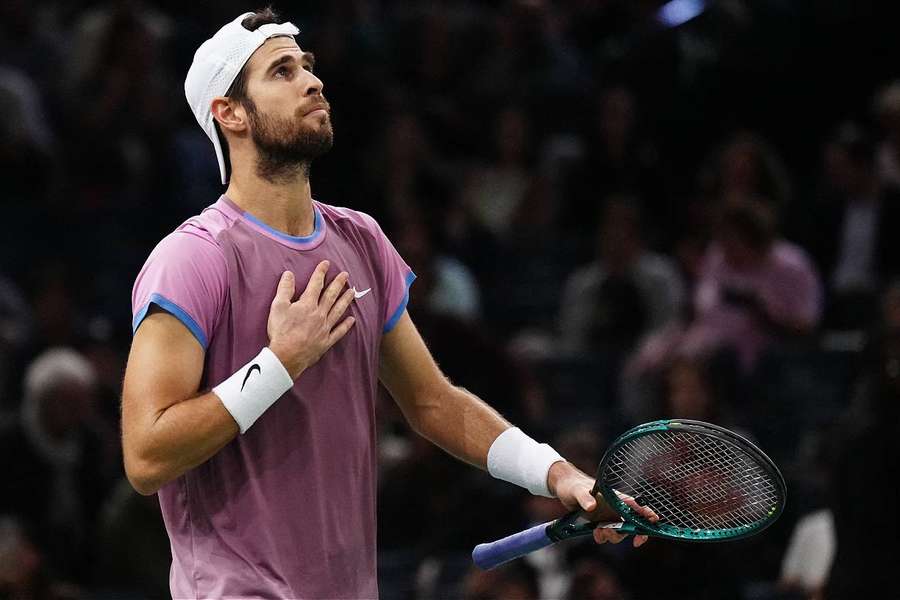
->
[184,12,299,184]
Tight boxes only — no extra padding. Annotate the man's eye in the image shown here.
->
[275,66,291,78]
[303,64,314,73]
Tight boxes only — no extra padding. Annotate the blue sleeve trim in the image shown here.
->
[383,271,416,334]
[132,292,209,349]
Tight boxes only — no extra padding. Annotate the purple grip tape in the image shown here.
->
[472,522,554,570]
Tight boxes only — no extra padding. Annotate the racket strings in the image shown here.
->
[631,434,778,530]
[608,440,752,531]
[619,434,778,530]
[604,432,780,532]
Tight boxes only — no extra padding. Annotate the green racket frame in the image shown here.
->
[545,419,787,544]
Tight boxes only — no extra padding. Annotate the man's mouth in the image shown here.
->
[304,104,330,117]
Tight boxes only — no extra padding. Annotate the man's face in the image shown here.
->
[240,37,333,177]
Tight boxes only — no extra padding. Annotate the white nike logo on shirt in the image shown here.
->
[352,287,371,299]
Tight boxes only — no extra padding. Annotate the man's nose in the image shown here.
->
[303,71,324,97]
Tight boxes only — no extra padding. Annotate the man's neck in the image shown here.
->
[224,170,316,237]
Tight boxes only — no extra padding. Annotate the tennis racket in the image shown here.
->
[472,419,786,570]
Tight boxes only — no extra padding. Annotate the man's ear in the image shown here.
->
[211,97,247,134]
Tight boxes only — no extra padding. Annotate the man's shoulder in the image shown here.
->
[171,199,238,248]
[147,200,237,262]
[316,201,383,234]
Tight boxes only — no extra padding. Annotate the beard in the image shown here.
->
[245,98,334,183]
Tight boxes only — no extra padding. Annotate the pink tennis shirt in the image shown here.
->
[131,194,414,599]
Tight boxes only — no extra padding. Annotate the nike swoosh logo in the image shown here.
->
[241,364,261,391]
[352,287,371,299]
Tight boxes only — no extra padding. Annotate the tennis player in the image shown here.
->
[121,9,655,598]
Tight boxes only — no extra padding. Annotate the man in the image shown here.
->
[121,10,654,598]
[559,197,684,354]
[802,122,900,329]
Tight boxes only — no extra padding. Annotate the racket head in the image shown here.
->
[593,419,786,542]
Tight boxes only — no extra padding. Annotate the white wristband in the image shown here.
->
[487,427,565,497]
[213,347,294,434]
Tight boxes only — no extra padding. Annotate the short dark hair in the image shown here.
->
[216,6,282,182]
[226,7,281,103]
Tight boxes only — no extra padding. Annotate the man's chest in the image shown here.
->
[221,235,383,357]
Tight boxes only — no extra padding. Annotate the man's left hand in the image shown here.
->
[547,461,658,547]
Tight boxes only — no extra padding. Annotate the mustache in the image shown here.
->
[299,99,331,116]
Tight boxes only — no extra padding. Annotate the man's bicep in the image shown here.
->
[124,306,206,425]
[378,311,446,423]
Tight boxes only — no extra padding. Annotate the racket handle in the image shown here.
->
[472,522,554,570]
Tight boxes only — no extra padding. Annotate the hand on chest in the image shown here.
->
[282,254,381,339]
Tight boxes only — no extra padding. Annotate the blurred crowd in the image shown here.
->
[1,1,899,599]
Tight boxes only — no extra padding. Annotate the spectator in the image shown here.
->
[0,66,58,207]
[627,199,822,387]
[698,130,793,216]
[61,3,177,230]
[681,200,822,372]
[802,122,900,329]
[461,104,536,240]
[393,216,482,323]
[679,131,792,266]
[362,107,451,230]
[487,175,575,337]
[559,198,684,355]
[0,348,113,583]
[564,85,667,248]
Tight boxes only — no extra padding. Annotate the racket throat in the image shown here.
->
[545,511,637,541]
[597,521,641,535]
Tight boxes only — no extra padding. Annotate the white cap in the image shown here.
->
[184,12,300,184]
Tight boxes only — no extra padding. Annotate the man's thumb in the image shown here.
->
[579,489,597,512]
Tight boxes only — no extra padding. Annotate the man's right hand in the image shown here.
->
[267,260,357,379]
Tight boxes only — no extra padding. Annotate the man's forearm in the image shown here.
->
[411,384,511,469]
[125,391,238,495]
[412,385,575,498]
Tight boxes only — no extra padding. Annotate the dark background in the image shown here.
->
[1,1,899,598]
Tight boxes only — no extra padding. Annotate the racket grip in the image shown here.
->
[472,522,554,570]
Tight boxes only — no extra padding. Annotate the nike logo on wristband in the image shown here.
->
[241,364,261,391]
